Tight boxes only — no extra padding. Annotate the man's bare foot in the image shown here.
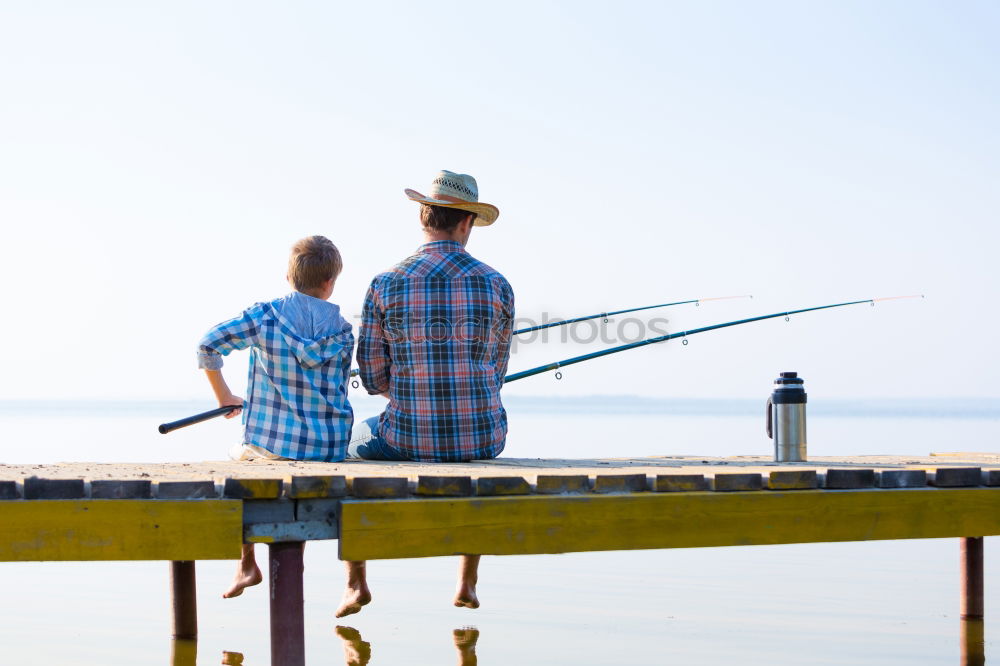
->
[335,561,372,618]
[454,555,481,609]
[335,585,372,617]
[453,627,479,665]
[223,544,262,598]
[335,626,371,666]
[453,583,480,609]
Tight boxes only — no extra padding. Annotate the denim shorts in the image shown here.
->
[346,414,410,461]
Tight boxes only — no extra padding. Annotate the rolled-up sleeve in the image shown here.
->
[357,280,391,394]
[197,305,263,370]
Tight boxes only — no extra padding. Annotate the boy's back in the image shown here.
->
[198,236,354,462]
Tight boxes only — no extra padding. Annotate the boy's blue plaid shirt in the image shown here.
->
[358,240,514,462]
[198,292,355,461]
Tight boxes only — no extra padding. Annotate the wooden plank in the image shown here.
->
[285,475,347,499]
[350,477,409,498]
[91,480,152,499]
[416,476,473,497]
[157,481,217,499]
[23,478,84,499]
[243,500,295,524]
[712,473,762,492]
[824,469,875,489]
[535,475,590,494]
[240,497,340,542]
[930,467,981,487]
[295,498,339,523]
[593,474,647,494]
[339,488,1000,560]
[223,478,282,499]
[984,470,1000,486]
[245,521,338,543]
[0,500,242,561]
[767,470,817,490]
[476,477,531,496]
[654,474,708,492]
[0,481,19,499]
[878,469,927,488]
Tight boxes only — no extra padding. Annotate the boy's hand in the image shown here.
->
[204,369,243,419]
[220,394,244,419]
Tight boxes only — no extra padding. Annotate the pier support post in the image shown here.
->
[269,541,306,666]
[169,560,198,639]
[961,537,984,620]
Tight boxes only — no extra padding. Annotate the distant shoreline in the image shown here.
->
[1,395,997,420]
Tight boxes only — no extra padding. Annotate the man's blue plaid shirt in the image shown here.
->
[198,292,355,461]
[358,240,514,462]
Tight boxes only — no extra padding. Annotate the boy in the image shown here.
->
[197,235,354,598]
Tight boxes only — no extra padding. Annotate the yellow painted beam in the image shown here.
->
[0,500,242,562]
[339,488,1000,560]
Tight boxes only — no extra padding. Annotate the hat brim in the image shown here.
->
[405,188,499,226]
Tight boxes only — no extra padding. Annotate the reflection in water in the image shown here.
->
[334,625,481,665]
[453,627,479,666]
[961,619,985,666]
[169,619,981,666]
[171,640,247,666]
[170,639,196,666]
[336,626,372,666]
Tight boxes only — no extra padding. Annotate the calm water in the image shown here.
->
[1,396,998,665]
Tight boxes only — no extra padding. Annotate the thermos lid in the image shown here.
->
[774,371,804,386]
[772,370,806,403]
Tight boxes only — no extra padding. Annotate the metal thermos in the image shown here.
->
[766,371,807,462]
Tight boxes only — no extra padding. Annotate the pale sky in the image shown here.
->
[1,1,997,400]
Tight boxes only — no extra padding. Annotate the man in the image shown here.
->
[337,170,514,618]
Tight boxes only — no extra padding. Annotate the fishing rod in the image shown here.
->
[158,405,239,434]
[344,294,752,378]
[512,294,752,335]
[162,295,920,431]
[502,295,924,384]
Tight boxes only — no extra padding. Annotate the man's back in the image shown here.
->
[358,240,514,461]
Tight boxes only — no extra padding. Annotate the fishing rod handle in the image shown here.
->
[158,405,240,435]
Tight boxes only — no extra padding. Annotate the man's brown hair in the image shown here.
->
[288,235,343,292]
[420,204,475,233]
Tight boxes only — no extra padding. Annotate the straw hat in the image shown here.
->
[405,170,499,226]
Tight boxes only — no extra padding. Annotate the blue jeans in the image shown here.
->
[347,414,410,461]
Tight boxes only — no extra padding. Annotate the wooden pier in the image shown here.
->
[2,453,998,665]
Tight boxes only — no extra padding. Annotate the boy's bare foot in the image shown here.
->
[335,626,372,666]
[453,627,479,666]
[222,565,262,598]
[453,555,481,609]
[223,544,262,598]
[335,561,372,618]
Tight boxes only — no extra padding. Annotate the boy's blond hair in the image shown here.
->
[288,236,343,292]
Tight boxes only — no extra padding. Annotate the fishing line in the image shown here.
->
[502,295,924,384]
[512,294,751,335]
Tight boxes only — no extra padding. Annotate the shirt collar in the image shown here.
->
[417,240,466,255]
